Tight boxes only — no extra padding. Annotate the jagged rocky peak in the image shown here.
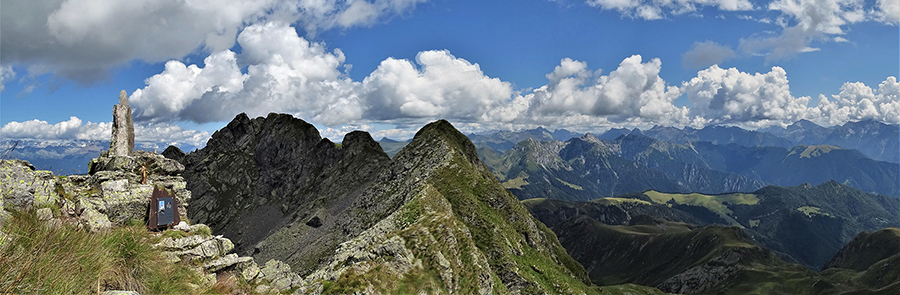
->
[161,145,186,162]
[341,130,384,155]
[580,132,600,142]
[177,116,596,293]
[205,112,323,154]
[177,112,392,275]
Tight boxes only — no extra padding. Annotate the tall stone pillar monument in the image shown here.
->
[110,90,135,157]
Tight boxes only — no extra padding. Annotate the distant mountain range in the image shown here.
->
[763,119,900,163]
[606,119,899,163]
[466,126,580,152]
[6,119,895,175]
[480,132,899,200]
[0,139,200,174]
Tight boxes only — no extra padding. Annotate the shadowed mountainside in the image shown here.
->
[524,182,900,270]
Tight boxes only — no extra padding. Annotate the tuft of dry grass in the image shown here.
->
[0,209,206,294]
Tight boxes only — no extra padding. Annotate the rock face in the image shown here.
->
[110,90,134,157]
[178,114,596,294]
[0,160,57,226]
[179,113,392,272]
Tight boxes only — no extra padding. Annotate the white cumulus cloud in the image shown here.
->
[0,0,429,83]
[0,66,14,92]
[737,0,892,62]
[126,22,899,135]
[130,22,359,125]
[0,117,93,140]
[131,23,516,127]
[361,50,514,122]
[0,116,210,146]
[812,76,900,125]
[682,65,812,127]
[875,0,900,24]
[522,55,689,126]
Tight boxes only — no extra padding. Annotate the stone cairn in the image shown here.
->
[0,90,303,293]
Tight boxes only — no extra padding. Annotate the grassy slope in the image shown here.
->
[0,210,217,294]
[552,214,849,295]
[312,120,628,294]
[820,228,900,293]
[554,215,754,286]
[619,183,900,270]
[425,120,596,293]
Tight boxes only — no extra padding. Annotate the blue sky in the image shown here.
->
[1,0,898,145]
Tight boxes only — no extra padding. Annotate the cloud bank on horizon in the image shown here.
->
[126,23,898,129]
[1,0,898,145]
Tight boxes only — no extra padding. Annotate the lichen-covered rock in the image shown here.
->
[173,221,191,232]
[103,182,152,224]
[0,149,191,235]
[110,90,135,158]
[189,223,210,234]
[271,276,292,291]
[157,234,209,250]
[260,259,292,282]
[241,260,260,281]
[158,235,238,263]
[83,208,113,232]
[1,160,58,215]
[204,253,253,272]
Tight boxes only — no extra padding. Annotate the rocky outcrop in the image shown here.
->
[152,221,302,292]
[0,159,57,226]
[1,149,189,232]
[1,155,301,293]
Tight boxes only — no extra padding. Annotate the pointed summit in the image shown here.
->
[401,119,481,165]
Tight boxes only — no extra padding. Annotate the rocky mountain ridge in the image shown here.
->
[175,113,600,293]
